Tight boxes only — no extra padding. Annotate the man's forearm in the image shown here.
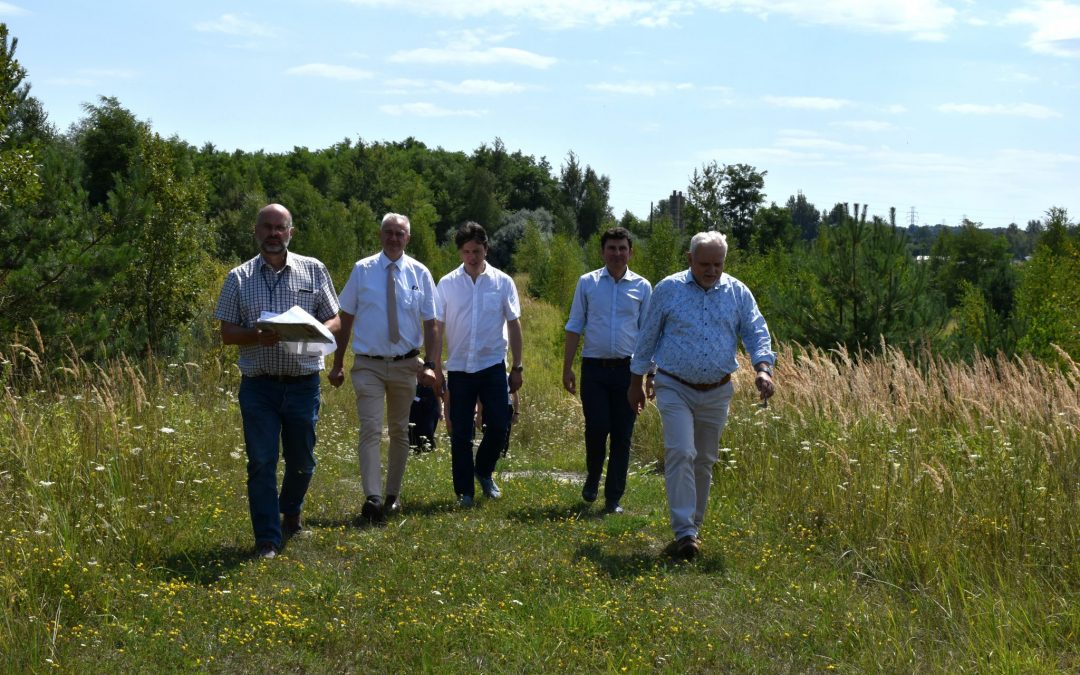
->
[563,331,580,373]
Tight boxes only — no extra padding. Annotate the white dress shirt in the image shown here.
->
[437,263,521,373]
[338,251,438,357]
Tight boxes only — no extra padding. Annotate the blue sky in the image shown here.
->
[4,1,1078,228]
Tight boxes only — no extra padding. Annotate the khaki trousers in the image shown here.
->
[350,355,421,498]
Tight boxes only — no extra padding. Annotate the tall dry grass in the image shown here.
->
[1,317,1076,671]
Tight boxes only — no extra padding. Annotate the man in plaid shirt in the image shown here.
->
[214,203,341,559]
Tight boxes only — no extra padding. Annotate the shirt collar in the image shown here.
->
[599,265,634,282]
[380,250,403,270]
[680,269,727,291]
[258,252,292,272]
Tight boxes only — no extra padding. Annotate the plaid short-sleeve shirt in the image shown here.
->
[214,252,340,377]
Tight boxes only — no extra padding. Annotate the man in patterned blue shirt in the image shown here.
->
[563,227,652,514]
[629,230,775,560]
[215,203,341,559]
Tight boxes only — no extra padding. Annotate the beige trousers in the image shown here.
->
[350,355,421,498]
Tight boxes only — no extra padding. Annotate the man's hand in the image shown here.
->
[508,369,523,393]
[562,369,577,395]
[328,365,345,388]
[418,364,436,388]
[256,327,280,347]
[755,371,774,402]
[628,385,647,414]
[645,375,656,400]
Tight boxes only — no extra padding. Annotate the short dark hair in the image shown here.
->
[600,226,633,249]
[455,221,489,249]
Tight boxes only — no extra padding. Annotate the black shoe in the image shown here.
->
[385,494,401,515]
[256,541,278,559]
[581,484,599,503]
[360,496,386,526]
[281,513,307,539]
[603,503,624,515]
[457,494,475,508]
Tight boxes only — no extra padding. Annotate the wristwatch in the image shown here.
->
[423,361,436,370]
[755,364,773,376]
[510,365,523,373]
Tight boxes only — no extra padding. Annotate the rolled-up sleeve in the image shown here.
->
[564,276,588,334]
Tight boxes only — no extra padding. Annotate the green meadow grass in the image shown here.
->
[1,298,1077,672]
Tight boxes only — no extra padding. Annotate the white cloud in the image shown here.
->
[587,81,694,96]
[343,0,677,29]
[776,129,867,152]
[1007,1,1080,58]
[285,63,374,81]
[764,95,851,110]
[438,79,528,94]
[194,13,276,38]
[389,46,556,69]
[938,102,1062,118]
[379,102,486,117]
[386,78,527,94]
[834,120,896,132]
[0,2,27,16]
[343,0,957,37]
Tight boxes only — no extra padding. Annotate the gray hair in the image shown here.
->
[381,212,411,234]
[689,230,728,257]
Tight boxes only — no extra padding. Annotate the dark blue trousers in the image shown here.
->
[580,360,637,506]
[238,373,320,548]
[448,363,510,498]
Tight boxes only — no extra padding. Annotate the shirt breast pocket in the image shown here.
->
[483,291,503,314]
[402,286,421,309]
[290,285,318,314]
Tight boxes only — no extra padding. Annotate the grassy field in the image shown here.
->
[1,296,1077,673]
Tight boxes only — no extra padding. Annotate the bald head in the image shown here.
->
[255,203,294,258]
[257,203,293,229]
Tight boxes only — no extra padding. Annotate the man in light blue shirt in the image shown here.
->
[563,227,652,514]
[629,230,775,560]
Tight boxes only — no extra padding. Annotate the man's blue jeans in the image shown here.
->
[580,359,637,506]
[448,363,510,498]
[238,373,320,548]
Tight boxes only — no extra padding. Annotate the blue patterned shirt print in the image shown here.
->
[630,270,774,384]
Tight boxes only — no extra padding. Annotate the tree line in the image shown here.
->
[2,24,1077,367]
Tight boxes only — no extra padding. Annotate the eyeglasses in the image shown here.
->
[259,223,291,233]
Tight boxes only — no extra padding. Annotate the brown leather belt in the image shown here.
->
[657,368,731,391]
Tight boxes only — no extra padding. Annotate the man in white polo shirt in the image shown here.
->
[436,221,523,506]
[329,213,441,525]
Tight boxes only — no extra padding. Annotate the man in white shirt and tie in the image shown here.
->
[330,213,441,525]
[436,221,523,506]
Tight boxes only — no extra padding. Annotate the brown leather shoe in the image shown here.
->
[677,535,701,560]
